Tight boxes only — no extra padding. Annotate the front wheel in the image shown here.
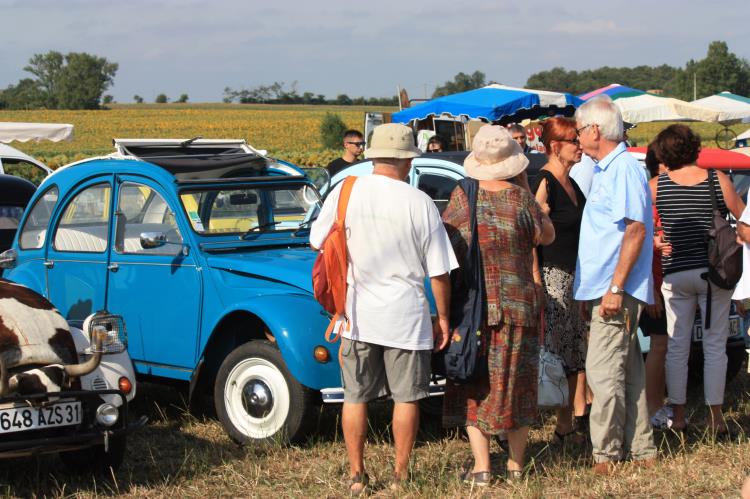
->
[214,340,316,445]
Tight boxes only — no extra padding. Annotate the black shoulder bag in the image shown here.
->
[433,178,486,384]
[702,169,742,328]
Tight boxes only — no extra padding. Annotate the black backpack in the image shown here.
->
[433,178,486,384]
[702,169,742,328]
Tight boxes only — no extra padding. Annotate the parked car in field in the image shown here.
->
[0,279,140,471]
[326,149,750,382]
[0,138,344,444]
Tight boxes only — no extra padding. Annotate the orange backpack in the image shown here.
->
[312,176,357,342]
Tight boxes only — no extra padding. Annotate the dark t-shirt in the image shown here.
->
[326,157,355,177]
[530,169,585,272]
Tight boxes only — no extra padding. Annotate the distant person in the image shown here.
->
[426,135,447,153]
[508,123,531,153]
[326,129,365,177]
[442,125,555,485]
[573,96,656,473]
[530,117,589,444]
[311,123,457,495]
[651,124,745,435]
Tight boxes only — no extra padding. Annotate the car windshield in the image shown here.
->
[179,183,320,235]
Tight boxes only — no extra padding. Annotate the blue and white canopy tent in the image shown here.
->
[391,84,583,125]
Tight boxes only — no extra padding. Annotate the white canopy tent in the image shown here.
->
[692,92,750,123]
[614,94,719,123]
[0,122,74,143]
[0,122,74,178]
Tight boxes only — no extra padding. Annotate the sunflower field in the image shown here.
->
[0,104,396,168]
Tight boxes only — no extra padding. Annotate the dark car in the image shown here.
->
[0,174,36,254]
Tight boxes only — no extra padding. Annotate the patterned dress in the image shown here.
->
[441,184,543,434]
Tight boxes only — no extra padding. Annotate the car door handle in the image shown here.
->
[43,261,54,269]
[108,263,119,272]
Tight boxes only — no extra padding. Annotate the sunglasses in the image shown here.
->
[558,137,580,145]
[346,141,366,148]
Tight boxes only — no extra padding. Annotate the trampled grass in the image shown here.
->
[1,372,750,497]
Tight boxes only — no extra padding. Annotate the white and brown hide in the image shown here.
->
[0,280,77,395]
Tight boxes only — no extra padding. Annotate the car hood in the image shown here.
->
[206,247,316,293]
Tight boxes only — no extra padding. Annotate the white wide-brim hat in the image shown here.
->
[464,125,528,181]
[364,123,421,159]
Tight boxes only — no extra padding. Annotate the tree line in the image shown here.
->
[222,81,398,106]
[525,41,749,100]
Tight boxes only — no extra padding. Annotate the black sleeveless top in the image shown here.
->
[531,169,586,272]
[655,170,728,275]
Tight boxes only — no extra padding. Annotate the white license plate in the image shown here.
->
[0,401,82,434]
[692,317,740,342]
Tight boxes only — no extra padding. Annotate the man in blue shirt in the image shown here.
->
[573,96,656,473]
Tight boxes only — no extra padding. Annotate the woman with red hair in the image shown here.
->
[531,117,589,443]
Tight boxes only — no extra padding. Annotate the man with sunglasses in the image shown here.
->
[327,129,365,177]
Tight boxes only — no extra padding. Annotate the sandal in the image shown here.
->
[459,470,492,487]
[347,472,369,497]
[506,469,524,482]
[553,428,585,445]
[389,472,409,491]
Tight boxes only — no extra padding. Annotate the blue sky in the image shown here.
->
[1,0,748,103]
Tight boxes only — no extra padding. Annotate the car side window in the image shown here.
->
[115,183,182,255]
[417,173,458,214]
[53,183,111,253]
[19,186,58,250]
[1,159,49,186]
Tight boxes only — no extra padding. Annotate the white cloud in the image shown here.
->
[552,19,629,35]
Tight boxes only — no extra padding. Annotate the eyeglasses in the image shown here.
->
[575,124,594,136]
[558,137,580,145]
[346,141,366,148]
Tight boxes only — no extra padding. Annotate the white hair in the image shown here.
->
[574,95,624,142]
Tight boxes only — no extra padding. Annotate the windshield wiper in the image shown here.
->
[240,221,282,239]
[292,219,316,237]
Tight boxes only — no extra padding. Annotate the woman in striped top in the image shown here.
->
[650,125,745,434]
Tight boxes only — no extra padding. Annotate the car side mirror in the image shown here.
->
[302,167,331,194]
[0,249,16,269]
[140,232,166,249]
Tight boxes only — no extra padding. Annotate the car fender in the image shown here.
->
[204,294,340,391]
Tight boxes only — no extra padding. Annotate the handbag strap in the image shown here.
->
[707,169,719,214]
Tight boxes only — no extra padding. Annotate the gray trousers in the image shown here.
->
[587,293,656,463]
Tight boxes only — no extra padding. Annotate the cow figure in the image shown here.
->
[0,279,103,397]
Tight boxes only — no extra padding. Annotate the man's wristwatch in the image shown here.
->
[609,284,624,295]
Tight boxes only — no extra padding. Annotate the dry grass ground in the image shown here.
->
[1,370,750,498]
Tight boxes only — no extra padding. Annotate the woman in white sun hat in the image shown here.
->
[442,125,555,485]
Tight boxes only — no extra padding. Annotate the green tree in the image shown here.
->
[668,41,750,100]
[432,71,486,97]
[0,79,47,109]
[23,51,118,109]
[155,93,168,103]
[133,94,144,104]
[23,51,64,108]
[335,94,352,105]
[319,113,348,149]
[176,93,189,103]
[102,94,114,104]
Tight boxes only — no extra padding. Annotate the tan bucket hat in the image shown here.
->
[464,125,529,181]
[364,123,421,159]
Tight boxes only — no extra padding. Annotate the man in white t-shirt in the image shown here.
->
[310,123,457,494]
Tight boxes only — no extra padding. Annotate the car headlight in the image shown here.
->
[83,311,127,354]
[96,403,119,427]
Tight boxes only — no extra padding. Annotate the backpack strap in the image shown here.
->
[336,176,358,222]
[707,169,719,214]
[325,176,357,343]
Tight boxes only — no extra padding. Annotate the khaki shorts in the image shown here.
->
[339,338,431,403]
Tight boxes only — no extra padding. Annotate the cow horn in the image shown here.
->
[0,356,8,397]
[63,326,105,377]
